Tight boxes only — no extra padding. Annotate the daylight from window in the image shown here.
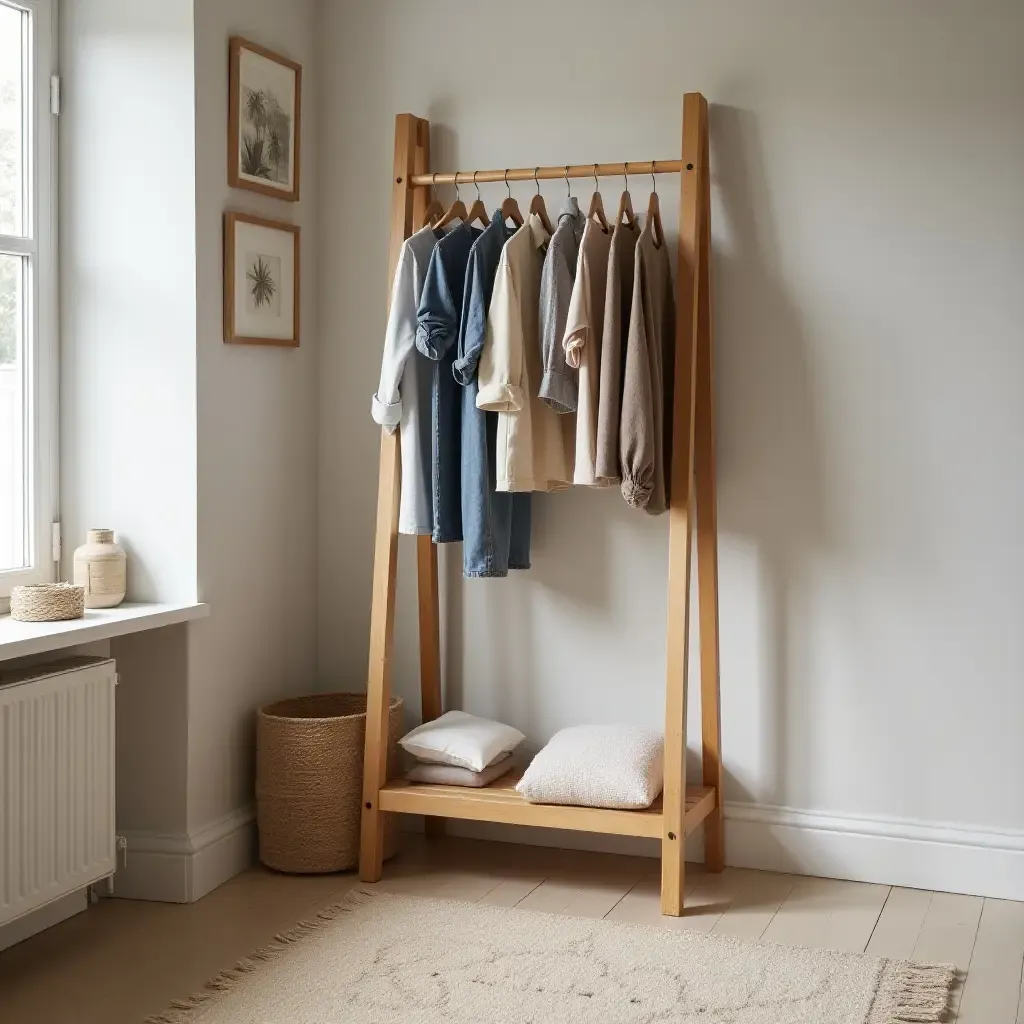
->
[0,1,28,572]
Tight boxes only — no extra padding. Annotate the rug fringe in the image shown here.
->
[143,889,379,1024]
[887,962,956,1023]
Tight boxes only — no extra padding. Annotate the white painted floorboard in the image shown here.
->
[956,898,1024,1024]
[1,836,1021,1022]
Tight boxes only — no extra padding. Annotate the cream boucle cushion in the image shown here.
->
[399,711,525,772]
[516,725,664,810]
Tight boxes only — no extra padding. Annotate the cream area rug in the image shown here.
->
[146,890,954,1024]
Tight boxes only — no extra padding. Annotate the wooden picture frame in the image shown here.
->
[224,211,300,347]
[228,36,302,201]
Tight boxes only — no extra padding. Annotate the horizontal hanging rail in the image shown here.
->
[408,160,683,187]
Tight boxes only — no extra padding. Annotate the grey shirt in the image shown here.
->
[538,198,585,413]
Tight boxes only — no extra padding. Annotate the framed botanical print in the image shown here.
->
[224,212,300,346]
[228,36,302,201]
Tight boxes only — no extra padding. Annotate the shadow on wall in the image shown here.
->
[710,104,827,806]
[390,104,829,812]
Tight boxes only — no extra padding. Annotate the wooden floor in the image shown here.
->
[1,835,1022,1023]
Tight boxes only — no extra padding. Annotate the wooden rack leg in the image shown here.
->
[360,113,423,883]
[416,536,445,839]
[694,115,724,873]
[408,120,446,842]
[661,93,708,916]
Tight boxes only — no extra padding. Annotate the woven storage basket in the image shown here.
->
[10,583,85,622]
[256,693,404,873]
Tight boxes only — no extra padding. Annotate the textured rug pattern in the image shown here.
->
[146,889,954,1024]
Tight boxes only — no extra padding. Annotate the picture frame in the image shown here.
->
[224,212,300,347]
[228,36,302,201]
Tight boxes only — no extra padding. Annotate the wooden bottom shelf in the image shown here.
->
[378,772,716,840]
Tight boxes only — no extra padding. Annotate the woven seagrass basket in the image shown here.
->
[10,583,85,622]
[256,693,404,873]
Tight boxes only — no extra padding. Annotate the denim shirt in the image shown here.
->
[415,222,482,543]
[455,211,531,577]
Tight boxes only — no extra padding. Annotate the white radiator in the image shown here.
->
[0,657,117,927]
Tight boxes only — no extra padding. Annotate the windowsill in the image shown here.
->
[0,602,209,662]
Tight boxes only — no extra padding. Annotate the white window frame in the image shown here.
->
[0,0,57,600]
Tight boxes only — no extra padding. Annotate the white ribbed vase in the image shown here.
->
[73,529,127,609]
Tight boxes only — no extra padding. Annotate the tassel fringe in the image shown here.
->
[869,961,957,1023]
[143,889,379,1024]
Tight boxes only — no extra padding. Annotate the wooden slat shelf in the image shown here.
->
[379,773,717,840]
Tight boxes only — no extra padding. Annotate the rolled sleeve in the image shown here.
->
[415,316,450,361]
[476,381,524,412]
[371,392,402,432]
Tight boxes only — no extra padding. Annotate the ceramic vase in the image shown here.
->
[73,529,127,609]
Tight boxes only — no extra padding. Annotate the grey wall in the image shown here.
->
[317,0,1024,835]
[187,0,320,832]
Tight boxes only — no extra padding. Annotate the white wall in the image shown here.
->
[317,0,1024,891]
[187,0,320,834]
[60,0,321,897]
[60,0,198,603]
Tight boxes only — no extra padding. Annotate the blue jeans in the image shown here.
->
[460,379,531,576]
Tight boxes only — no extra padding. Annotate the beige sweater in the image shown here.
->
[619,221,675,514]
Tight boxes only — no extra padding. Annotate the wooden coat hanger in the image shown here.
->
[587,163,609,232]
[466,171,490,229]
[433,178,467,230]
[421,172,445,227]
[500,168,524,227]
[647,162,665,249]
[528,167,554,235]
[615,162,636,229]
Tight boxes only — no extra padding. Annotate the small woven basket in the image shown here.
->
[256,692,404,873]
[10,583,85,622]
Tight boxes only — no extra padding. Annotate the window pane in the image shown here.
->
[0,2,26,237]
[0,253,26,571]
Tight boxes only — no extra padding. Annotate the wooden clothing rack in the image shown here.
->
[360,93,722,916]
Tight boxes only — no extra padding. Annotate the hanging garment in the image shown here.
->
[594,219,641,485]
[620,219,676,514]
[538,197,585,414]
[415,222,484,542]
[563,218,613,486]
[477,213,570,493]
[371,225,442,535]
[454,211,532,577]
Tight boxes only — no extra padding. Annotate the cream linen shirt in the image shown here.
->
[477,214,569,492]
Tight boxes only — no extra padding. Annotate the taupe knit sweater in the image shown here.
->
[619,221,675,514]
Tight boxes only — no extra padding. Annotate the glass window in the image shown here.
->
[0,0,56,593]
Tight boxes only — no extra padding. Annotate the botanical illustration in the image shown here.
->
[245,251,282,317]
[239,84,291,185]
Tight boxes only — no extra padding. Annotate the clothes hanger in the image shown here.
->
[647,162,665,249]
[433,177,468,230]
[615,161,636,229]
[587,163,609,232]
[500,168,524,227]
[466,171,490,229]
[421,172,445,228]
[528,166,554,235]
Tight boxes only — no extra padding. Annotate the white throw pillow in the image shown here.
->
[516,725,664,810]
[405,753,514,788]
[399,710,525,772]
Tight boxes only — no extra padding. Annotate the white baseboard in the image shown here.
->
[725,801,1024,901]
[114,807,256,903]
[401,801,1024,901]
[0,890,89,952]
